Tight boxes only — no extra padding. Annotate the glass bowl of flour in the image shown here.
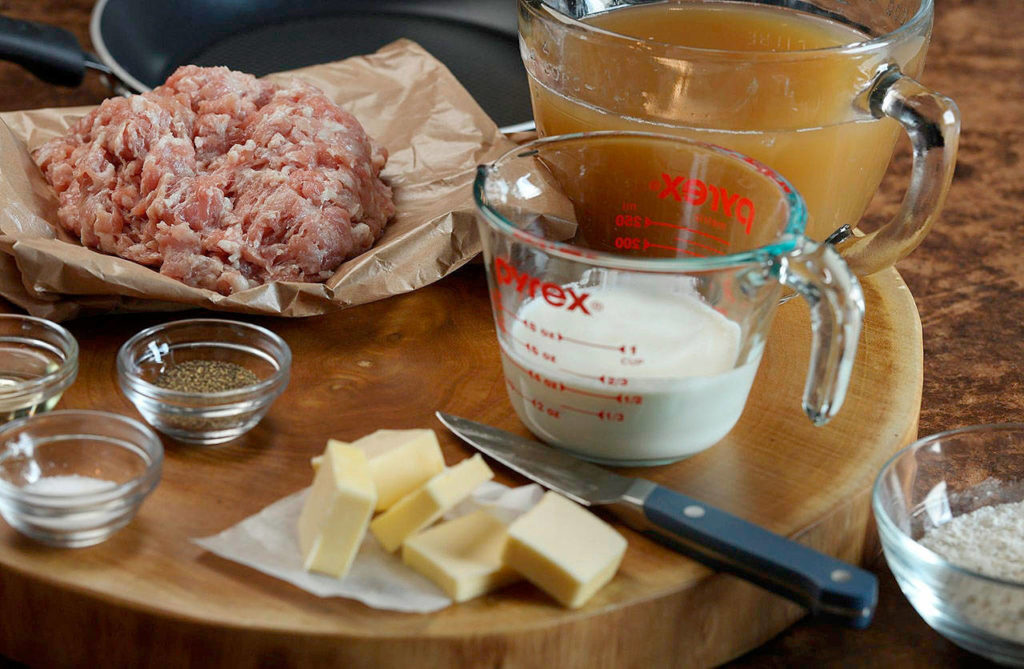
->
[874,423,1024,665]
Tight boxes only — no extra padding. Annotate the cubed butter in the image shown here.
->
[312,430,446,512]
[297,441,377,578]
[370,454,493,552]
[504,491,627,608]
[402,510,520,602]
[352,429,446,511]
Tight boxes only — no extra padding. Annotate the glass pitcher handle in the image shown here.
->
[779,239,865,425]
[839,65,961,276]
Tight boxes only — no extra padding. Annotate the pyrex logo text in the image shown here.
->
[494,257,592,315]
[657,173,756,234]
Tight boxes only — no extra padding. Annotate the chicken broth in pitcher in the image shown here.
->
[525,1,927,242]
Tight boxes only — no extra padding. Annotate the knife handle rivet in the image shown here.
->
[830,569,852,583]
[683,505,706,519]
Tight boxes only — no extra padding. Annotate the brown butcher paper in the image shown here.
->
[0,40,516,320]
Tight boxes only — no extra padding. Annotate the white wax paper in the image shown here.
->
[192,481,544,613]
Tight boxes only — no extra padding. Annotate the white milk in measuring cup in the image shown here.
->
[475,132,863,466]
[495,263,763,464]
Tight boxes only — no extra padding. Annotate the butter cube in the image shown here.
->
[370,454,493,552]
[312,430,446,512]
[504,492,627,608]
[297,442,376,578]
[352,429,446,511]
[402,510,520,602]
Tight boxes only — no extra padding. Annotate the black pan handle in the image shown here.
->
[0,15,86,87]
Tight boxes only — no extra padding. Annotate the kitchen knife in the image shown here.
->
[436,411,877,628]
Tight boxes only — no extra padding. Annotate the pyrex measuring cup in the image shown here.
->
[474,132,864,465]
[519,0,961,277]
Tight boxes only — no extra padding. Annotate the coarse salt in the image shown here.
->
[23,475,117,496]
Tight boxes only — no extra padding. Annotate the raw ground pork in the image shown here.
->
[32,65,394,294]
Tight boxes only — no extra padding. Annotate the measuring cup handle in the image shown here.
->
[779,239,865,425]
[839,65,961,276]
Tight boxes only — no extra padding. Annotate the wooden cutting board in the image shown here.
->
[0,262,921,668]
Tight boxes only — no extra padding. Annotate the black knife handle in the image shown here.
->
[0,15,86,87]
[619,482,877,628]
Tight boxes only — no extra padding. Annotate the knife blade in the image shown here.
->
[436,411,877,629]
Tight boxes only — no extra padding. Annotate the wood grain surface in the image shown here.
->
[0,261,919,668]
[0,0,1019,666]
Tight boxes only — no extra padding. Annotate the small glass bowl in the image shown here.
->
[0,314,78,423]
[0,410,162,547]
[873,424,1024,665]
[116,318,291,445]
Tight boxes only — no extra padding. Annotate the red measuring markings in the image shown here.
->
[642,239,704,257]
[501,346,644,407]
[495,298,536,332]
[501,344,533,374]
[505,378,561,419]
[510,335,557,363]
[559,369,630,387]
[499,303,636,354]
[644,236,726,256]
[559,334,636,354]
[503,346,642,403]
[543,371,642,403]
[505,377,525,398]
[672,237,727,256]
[643,218,730,246]
[616,236,717,257]
[559,405,627,422]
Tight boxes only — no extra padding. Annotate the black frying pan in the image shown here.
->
[0,0,533,130]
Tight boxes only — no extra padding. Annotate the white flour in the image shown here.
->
[920,500,1024,642]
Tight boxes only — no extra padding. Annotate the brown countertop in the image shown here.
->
[0,0,1020,666]
[739,0,1024,664]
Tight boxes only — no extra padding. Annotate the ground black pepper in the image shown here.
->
[154,360,258,393]
[152,360,261,436]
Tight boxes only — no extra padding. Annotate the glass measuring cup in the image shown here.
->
[519,0,961,277]
[474,132,864,465]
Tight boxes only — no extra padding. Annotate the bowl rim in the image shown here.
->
[0,409,163,506]
[522,0,936,61]
[115,318,292,401]
[872,422,1024,591]
[0,314,79,399]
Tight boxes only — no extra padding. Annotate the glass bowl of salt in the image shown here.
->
[116,318,291,445]
[0,410,163,547]
[874,423,1024,665]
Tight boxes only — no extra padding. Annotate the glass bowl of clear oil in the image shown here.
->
[0,315,78,423]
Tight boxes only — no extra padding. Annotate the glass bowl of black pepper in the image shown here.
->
[116,319,291,445]
[873,424,1024,665]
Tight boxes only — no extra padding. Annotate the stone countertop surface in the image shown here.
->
[0,0,1019,666]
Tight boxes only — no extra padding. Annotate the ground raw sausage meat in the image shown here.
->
[32,65,394,294]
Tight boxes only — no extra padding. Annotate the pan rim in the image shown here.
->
[90,0,524,96]
[89,0,149,93]
[87,0,534,132]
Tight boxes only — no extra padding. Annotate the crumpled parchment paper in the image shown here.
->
[0,39,517,321]
[192,481,543,612]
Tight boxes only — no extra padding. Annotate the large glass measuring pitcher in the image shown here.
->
[475,132,864,465]
[519,0,961,277]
